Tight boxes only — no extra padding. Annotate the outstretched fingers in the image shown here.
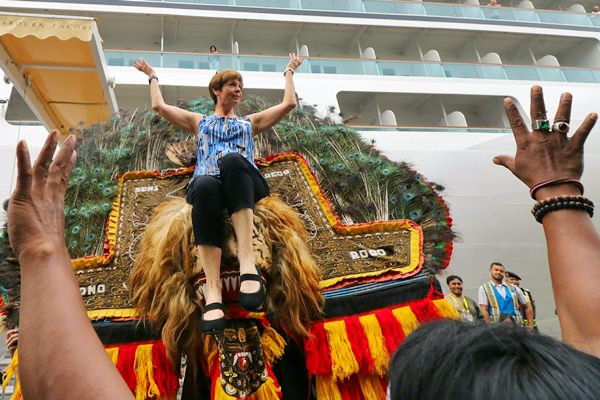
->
[530,85,547,123]
[14,140,33,199]
[47,135,77,199]
[32,130,59,189]
[504,98,529,141]
[571,112,598,150]
[553,92,572,125]
[493,155,516,173]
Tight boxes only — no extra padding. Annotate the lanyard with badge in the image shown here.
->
[450,294,473,322]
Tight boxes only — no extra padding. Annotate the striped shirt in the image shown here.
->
[193,114,256,177]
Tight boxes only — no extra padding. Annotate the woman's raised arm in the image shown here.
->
[249,53,302,134]
[134,58,203,134]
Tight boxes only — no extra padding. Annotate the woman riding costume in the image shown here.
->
[134,53,303,333]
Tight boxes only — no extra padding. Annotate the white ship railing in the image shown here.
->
[126,0,600,29]
[105,50,600,84]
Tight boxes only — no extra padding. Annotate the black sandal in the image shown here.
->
[201,302,226,333]
[239,274,266,311]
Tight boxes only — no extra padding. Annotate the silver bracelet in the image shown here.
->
[283,67,295,77]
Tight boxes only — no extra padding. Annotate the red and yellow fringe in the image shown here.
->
[3,341,178,400]
[305,297,459,399]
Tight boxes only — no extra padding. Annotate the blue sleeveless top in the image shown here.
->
[193,115,256,178]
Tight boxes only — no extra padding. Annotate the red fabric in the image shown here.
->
[344,317,375,374]
[374,309,406,353]
[410,299,442,323]
[115,343,138,392]
[152,342,179,396]
[304,322,333,375]
[339,375,365,400]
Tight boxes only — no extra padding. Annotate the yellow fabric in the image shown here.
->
[106,347,120,365]
[358,314,389,376]
[315,375,343,400]
[2,349,18,392]
[433,299,461,319]
[9,380,21,400]
[323,320,360,381]
[260,325,286,364]
[212,380,233,400]
[0,15,94,41]
[392,306,420,335]
[134,344,161,400]
[358,374,386,400]
[253,376,282,400]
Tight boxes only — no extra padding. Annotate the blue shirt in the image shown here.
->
[193,115,256,178]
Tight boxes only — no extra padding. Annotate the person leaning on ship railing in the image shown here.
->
[133,53,302,333]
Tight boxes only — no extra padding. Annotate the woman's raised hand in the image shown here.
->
[493,85,597,193]
[287,52,303,71]
[133,58,155,77]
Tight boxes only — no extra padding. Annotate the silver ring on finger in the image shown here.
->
[552,121,570,134]
[531,119,551,132]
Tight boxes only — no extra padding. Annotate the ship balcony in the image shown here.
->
[122,0,600,29]
[337,92,513,130]
[105,50,600,84]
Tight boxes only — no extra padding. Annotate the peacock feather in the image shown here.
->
[1,94,453,309]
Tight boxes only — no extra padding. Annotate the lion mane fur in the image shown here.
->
[129,195,323,365]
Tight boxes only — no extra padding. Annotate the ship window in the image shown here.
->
[108,58,124,67]
[382,68,396,76]
[178,60,194,69]
[263,64,276,72]
[244,62,260,71]
[323,66,337,74]
[198,62,209,69]
[311,65,321,73]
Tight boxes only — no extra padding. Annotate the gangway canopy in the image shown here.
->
[0,13,117,136]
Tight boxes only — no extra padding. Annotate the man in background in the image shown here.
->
[505,271,537,330]
[478,262,534,329]
[445,275,483,322]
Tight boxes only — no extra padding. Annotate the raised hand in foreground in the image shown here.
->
[494,86,600,357]
[8,131,133,400]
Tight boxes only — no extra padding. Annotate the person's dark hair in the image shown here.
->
[446,275,462,285]
[490,261,504,269]
[499,314,516,324]
[388,319,600,400]
[209,45,217,52]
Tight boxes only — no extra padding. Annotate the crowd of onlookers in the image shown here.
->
[445,262,536,329]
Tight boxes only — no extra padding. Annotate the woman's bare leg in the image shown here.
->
[231,208,260,294]
[197,244,223,320]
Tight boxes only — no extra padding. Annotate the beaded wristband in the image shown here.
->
[148,75,158,84]
[531,195,594,223]
[529,178,583,200]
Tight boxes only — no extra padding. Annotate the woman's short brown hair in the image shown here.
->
[208,70,243,104]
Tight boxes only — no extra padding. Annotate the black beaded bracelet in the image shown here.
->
[148,75,158,84]
[532,195,593,214]
[531,195,594,223]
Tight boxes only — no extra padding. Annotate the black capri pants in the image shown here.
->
[186,153,270,247]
